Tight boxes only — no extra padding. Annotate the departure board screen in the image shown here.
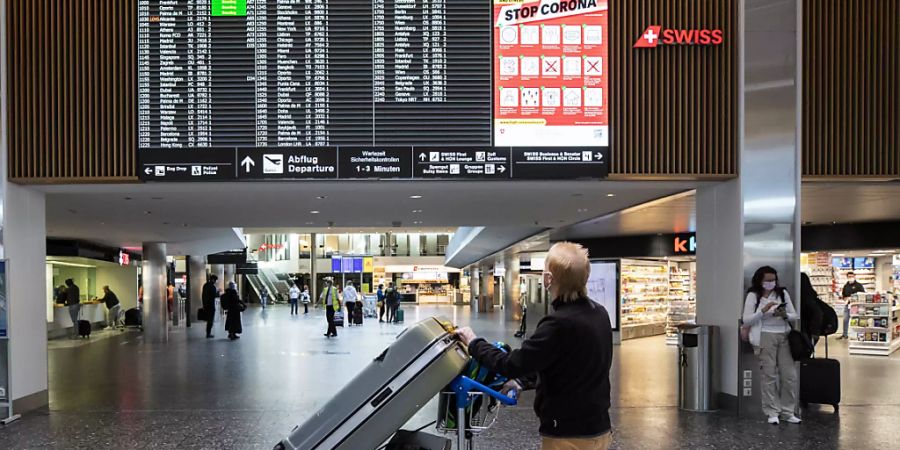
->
[137,0,610,181]
[138,0,491,148]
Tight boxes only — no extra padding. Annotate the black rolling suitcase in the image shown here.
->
[800,337,840,411]
[353,303,363,325]
[78,319,92,338]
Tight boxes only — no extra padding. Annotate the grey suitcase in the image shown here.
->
[275,316,468,450]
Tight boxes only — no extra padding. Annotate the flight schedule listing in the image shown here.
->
[137,0,492,150]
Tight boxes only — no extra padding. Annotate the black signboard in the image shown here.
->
[236,148,338,180]
[338,147,412,179]
[511,147,609,179]
[413,147,510,179]
[139,148,236,181]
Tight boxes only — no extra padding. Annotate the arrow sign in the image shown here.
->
[595,152,604,161]
[144,167,152,175]
[498,165,506,173]
[419,153,427,161]
[241,156,255,172]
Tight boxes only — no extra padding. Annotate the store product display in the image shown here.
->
[620,259,696,342]
[847,292,900,356]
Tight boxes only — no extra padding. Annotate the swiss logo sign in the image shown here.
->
[634,25,724,48]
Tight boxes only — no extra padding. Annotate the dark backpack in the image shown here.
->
[817,297,838,335]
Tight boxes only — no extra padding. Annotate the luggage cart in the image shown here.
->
[437,375,518,450]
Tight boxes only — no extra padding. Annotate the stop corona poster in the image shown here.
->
[494,0,609,147]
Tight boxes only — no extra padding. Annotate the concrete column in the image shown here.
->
[503,254,521,322]
[212,265,225,291]
[696,0,800,415]
[479,262,493,313]
[142,243,169,343]
[469,267,480,312]
[224,264,235,287]
[2,184,49,415]
[310,233,318,304]
[186,255,207,327]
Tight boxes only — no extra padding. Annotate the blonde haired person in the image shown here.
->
[456,242,614,450]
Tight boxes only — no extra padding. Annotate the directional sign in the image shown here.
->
[413,147,511,179]
[236,148,338,180]
[138,148,236,181]
[338,147,412,179]
[510,147,609,179]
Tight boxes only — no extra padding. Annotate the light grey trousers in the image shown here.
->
[756,332,798,418]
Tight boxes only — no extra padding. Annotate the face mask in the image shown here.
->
[848,278,855,283]
[762,281,777,291]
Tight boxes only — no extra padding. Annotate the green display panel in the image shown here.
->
[211,0,246,16]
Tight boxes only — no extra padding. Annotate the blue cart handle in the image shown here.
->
[450,375,518,408]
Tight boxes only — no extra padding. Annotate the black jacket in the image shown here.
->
[202,281,218,311]
[841,281,865,299]
[101,291,120,309]
[468,297,613,438]
[65,284,81,306]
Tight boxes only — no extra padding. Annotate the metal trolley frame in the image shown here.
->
[436,375,517,450]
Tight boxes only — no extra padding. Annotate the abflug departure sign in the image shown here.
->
[502,0,599,21]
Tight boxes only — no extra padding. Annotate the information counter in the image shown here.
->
[48,302,106,339]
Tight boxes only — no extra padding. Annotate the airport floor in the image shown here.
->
[2,305,900,449]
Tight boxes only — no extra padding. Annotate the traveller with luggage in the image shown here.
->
[741,266,801,425]
[321,278,341,337]
[385,282,400,323]
[64,278,82,339]
[201,275,219,339]
[455,242,614,450]
[222,281,245,341]
[343,281,358,325]
[100,285,122,330]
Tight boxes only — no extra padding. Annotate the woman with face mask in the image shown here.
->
[742,266,801,425]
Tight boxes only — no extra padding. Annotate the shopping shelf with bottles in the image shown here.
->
[848,292,900,356]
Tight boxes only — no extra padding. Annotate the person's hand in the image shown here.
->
[500,379,522,397]
[773,307,787,318]
[761,302,777,313]
[455,327,477,346]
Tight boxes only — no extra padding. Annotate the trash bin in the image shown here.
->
[677,324,716,412]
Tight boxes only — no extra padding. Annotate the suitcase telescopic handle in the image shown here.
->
[450,375,518,408]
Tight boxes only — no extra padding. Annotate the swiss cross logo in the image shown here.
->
[634,26,662,48]
[635,25,724,48]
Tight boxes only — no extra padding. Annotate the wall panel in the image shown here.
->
[802,0,900,178]
[609,0,738,177]
[7,0,137,182]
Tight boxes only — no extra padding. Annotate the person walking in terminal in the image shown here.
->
[64,278,82,339]
[321,278,341,338]
[386,282,401,323]
[100,285,122,330]
[260,287,269,310]
[455,242,614,450]
[343,280,358,326]
[837,271,866,339]
[741,266,801,425]
[301,284,311,314]
[222,282,245,340]
[202,275,219,339]
[288,283,300,315]
[376,284,386,322]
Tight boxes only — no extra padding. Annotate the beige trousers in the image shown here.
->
[756,331,798,418]
[542,433,612,450]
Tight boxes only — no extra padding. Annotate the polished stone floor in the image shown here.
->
[1,305,899,449]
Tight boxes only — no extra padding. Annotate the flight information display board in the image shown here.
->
[138,0,490,148]
[137,0,609,181]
